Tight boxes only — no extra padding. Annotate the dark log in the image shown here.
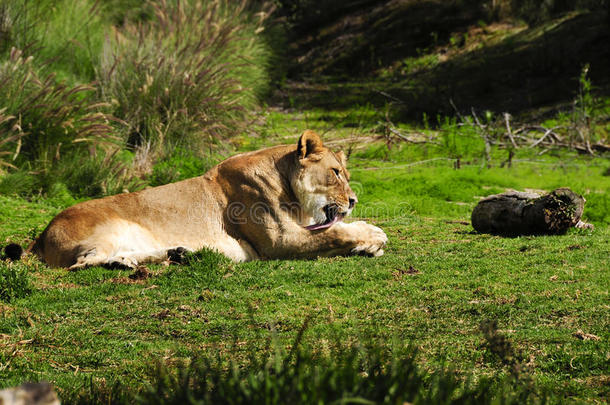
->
[471,188,586,236]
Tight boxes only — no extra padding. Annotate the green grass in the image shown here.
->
[64,324,567,404]
[0,262,31,303]
[0,136,608,402]
[0,0,106,83]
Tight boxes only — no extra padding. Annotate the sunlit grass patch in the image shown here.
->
[0,262,31,303]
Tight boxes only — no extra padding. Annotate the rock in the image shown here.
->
[0,382,60,405]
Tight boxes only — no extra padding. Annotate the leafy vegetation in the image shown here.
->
[0,262,31,303]
[0,0,274,198]
[100,0,273,159]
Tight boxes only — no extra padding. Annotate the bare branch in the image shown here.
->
[529,126,562,148]
[503,113,517,149]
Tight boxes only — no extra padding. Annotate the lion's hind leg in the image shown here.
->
[68,247,112,270]
[69,248,188,270]
[65,219,196,270]
[68,245,147,270]
[107,247,193,268]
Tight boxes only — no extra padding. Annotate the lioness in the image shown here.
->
[28,130,387,269]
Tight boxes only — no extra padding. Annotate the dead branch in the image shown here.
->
[470,108,492,168]
[529,126,562,148]
[377,118,439,145]
[503,113,517,149]
[574,127,595,155]
[373,89,406,105]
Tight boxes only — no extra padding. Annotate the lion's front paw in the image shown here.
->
[348,222,388,257]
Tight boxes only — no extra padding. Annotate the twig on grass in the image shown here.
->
[470,108,492,168]
[377,121,438,145]
[373,89,406,105]
[529,126,562,148]
[503,113,518,149]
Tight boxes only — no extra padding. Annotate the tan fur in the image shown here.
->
[33,130,387,269]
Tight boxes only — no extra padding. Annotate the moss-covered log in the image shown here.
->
[471,188,586,236]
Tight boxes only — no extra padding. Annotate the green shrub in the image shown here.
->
[0,150,142,199]
[0,262,31,303]
[0,48,117,171]
[0,0,106,83]
[48,150,144,198]
[0,0,277,198]
[99,0,273,157]
[149,150,216,187]
[0,171,39,195]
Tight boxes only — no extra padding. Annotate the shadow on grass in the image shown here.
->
[279,9,610,121]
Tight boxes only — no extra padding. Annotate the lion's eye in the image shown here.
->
[332,168,340,177]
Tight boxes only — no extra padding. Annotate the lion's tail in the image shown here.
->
[1,238,42,262]
[2,243,24,261]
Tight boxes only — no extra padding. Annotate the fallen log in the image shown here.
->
[471,188,590,236]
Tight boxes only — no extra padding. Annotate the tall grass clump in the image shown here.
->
[0,48,116,167]
[0,0,106,83]
[0,48,120,191]
[100,0,273,159]
[0,262,31,303]
[66,326,560,405]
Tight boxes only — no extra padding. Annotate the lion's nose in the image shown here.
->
[349,197,357,209]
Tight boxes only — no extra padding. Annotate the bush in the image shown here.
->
[0,171,39,196]
[99,0,273,158]
[0,0,277,198]
[48,150,145,198]
[0,0,106,83]
[0,150,142,199]
[0,262,31,303]
[0,48,118,172]
[149,150,216,187]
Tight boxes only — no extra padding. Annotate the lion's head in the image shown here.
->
[290,130,358,230]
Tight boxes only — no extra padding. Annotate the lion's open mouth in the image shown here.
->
[305,204,344,231]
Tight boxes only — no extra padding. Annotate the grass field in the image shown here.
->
[1,112,609,402]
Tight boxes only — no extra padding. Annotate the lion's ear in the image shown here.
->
[336,150,347,167]
[297,130,324,160]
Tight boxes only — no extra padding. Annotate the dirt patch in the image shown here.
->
[392,266,421,280]
[152,309,172,320]
[573,330,600,341]
[129,266,152,280]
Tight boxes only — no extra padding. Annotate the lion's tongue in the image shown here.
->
[305,214,342,231]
